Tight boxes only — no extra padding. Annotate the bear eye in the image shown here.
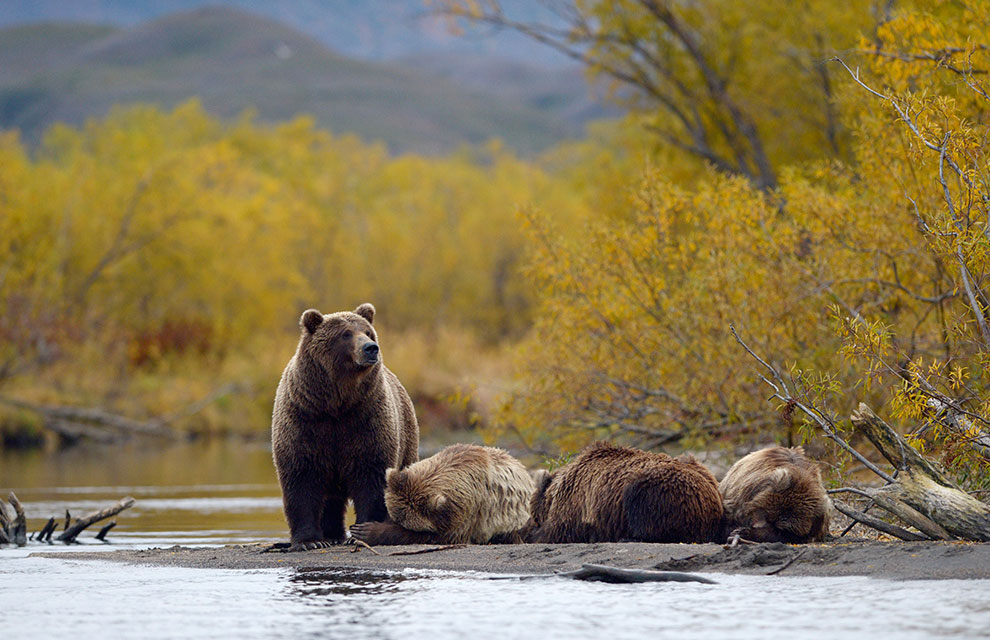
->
[342,330,352,339]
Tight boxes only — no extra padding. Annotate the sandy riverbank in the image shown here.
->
[33,539,990,579]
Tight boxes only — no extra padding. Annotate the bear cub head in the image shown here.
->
[299,303,380,375]
[383,467,451,534]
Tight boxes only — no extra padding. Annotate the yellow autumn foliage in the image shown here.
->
[0,102,588,439]
[1,0,988,488]
[492,0,990,484]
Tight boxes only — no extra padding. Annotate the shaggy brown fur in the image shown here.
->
[719,446,831,543]
[271,303,418,551]
[523,442,723,543]
[350,444,534,545]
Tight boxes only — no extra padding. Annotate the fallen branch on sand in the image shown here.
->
[489,563,717,584]
[389,544,467,556]
[724,531,758,548]
[766,550,806,576]
[350,539,381,555]
[557,564,717,584]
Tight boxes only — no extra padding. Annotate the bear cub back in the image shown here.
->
[524,441,723,543]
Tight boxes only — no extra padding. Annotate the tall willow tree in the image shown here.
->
[438,0,882,189]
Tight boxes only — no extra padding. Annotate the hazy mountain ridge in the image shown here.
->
[0,7,610,153]
[0,0,569,65]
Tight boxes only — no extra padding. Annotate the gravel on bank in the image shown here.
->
[32,539,990,579]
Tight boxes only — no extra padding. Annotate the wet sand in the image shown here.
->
[35,539,990,579]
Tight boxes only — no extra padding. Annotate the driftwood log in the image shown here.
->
[849,404,990,541]
[0,493,135,545]
[58,496,135,543]
[7,492,27,546]
[95,521,117,541]
[557,564,717,585]
[0,499,9,544]
[732,327,990,543]
[36,517,57,543]
[0,383,242,444]
[832,500,926,541]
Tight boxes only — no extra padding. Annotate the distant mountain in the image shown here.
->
[0,0,571,66]
[0,7,607,153]
[401,51,618,131]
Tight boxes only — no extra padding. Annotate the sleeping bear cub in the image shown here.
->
[350,444,535,545]
[523,441,724,543]
[719,445,831,543]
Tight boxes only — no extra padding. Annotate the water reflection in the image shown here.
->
[290,568,410,597]
[0,439,288,547]
[1,558,988,639]
[269,569,990,640]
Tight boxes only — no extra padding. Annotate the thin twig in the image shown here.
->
[730,325,897,483]
[388,544,466,556]
[766,550,806,576]
[350,539,381,555]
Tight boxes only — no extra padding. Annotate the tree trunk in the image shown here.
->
[850,403,952,485]
[876,472,990,542]
[851,403,990,542]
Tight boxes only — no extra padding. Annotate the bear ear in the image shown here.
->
[769,467,793,490]
[300,309,324,334]
[386,468,405,490]
[354,303,375,324]
[531,469,552,493]
[429,494,447,511]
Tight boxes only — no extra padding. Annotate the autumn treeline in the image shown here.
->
[0,105,581,441]
[1,0,989,487]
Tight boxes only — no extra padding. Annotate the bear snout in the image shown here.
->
[361,341,380,364]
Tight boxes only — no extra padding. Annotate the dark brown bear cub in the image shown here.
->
[523,441,723,543]
[719,446,831,543]
[271,303,418,551]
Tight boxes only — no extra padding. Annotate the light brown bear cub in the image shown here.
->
[350,444,535,545]
[719,445,831,543]
[271,304,418,551]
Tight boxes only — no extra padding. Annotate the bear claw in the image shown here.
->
[287,540,337,552]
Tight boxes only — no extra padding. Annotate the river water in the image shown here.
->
[2,440,989,639]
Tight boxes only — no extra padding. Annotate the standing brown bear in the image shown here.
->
[271,303,418,551]
[719,446,831,543]
[523,441,723,543]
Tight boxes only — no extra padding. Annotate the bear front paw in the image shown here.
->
[350,521,439,545]
[348,522,378,544]
[288,539,335,552]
